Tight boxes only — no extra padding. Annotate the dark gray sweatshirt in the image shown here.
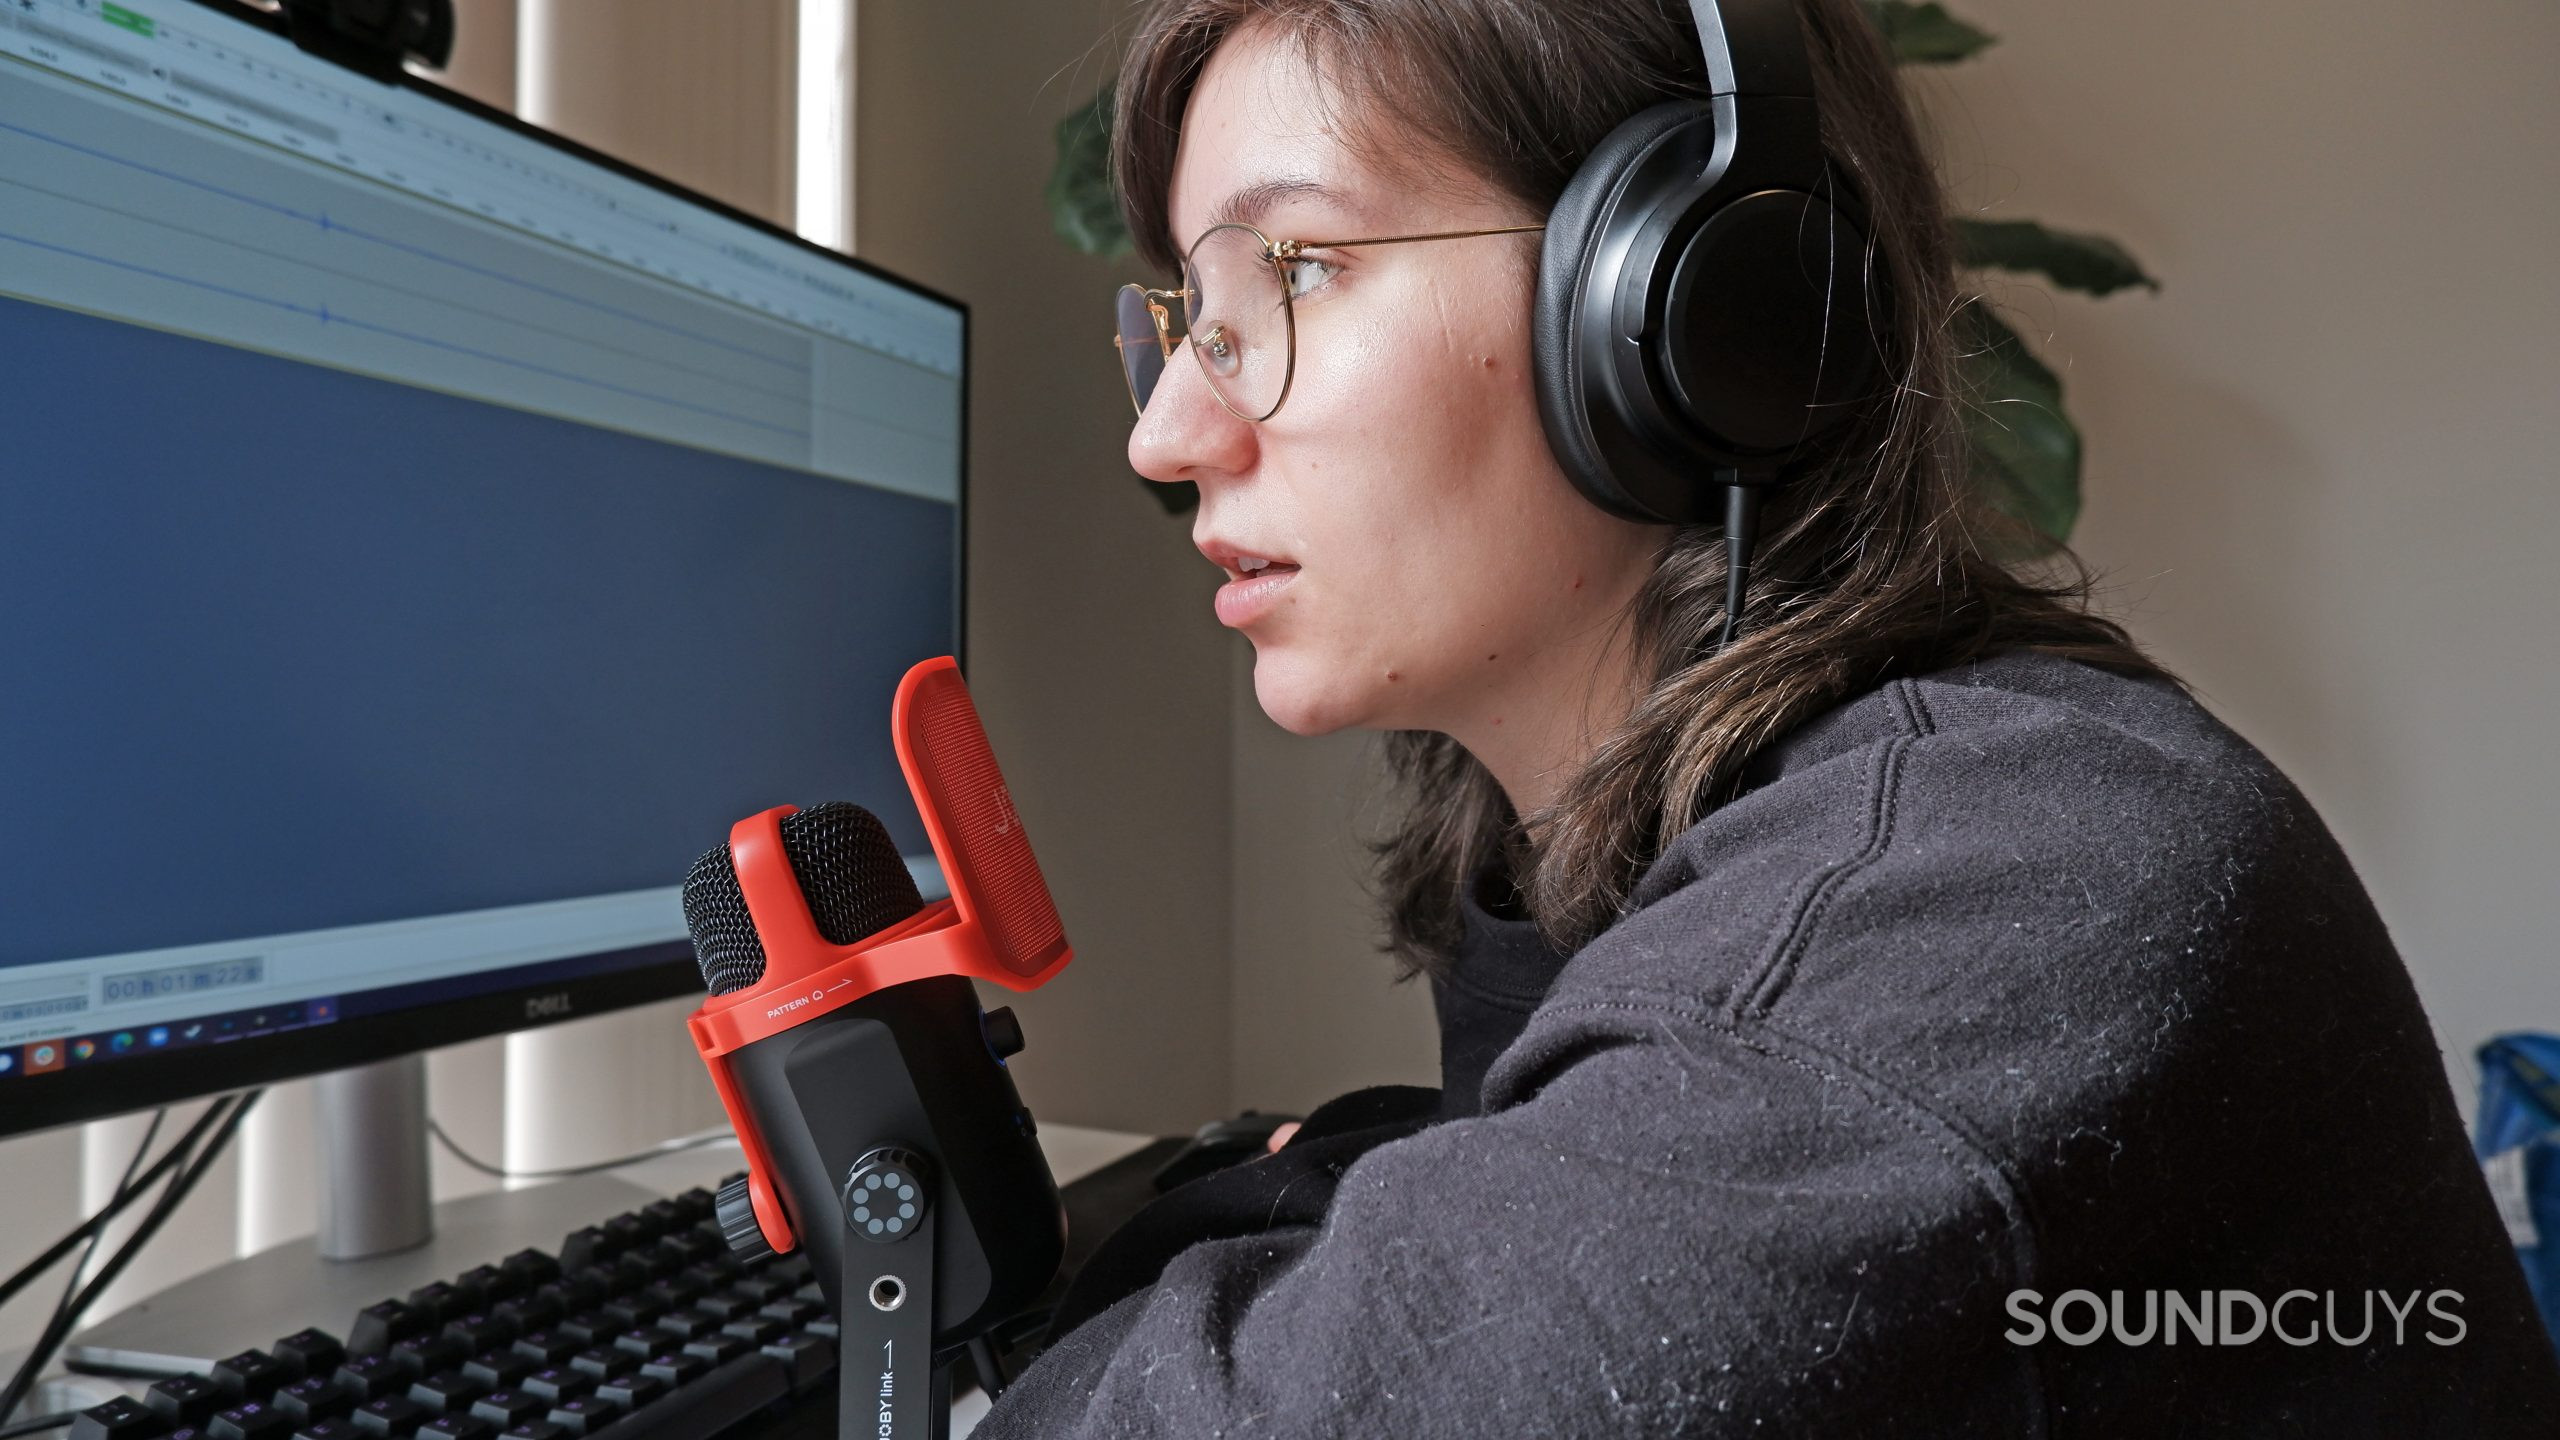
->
[977,650,2560,1436]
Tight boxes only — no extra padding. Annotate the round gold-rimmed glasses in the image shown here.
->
[1114,220,1545,423]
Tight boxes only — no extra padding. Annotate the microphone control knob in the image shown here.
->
[843,1147,933,1244]
[715,1175,775,1262]
[981,1006,1026,1062]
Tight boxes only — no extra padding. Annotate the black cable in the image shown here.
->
[0,1090,261,1425]
[0,1409,77,1439]
[26,1109,165,1411]
[0,1101,233,1316]
[427,1115,735,1182]
[1718,476,1764,653]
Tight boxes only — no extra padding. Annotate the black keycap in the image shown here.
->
[691,1291,754,1323]
[454,1265,509,1306]
[499,1250,559,1292]
[727,1273,792,1304]
[608,1326,661,1358]
[653,1307,718,1342]
[488,1295,561,1338]
[720,1316,786,1346]
[563,1348,632,1382]
[539,1398,615,1438]
[149,1374,224,1425]
[333,1356,406,1402]
[680,1333,750,1365]
[762,1333,836,1395]
[348,1394,426,1436]
[759,1296,823,1327]
[387,1334,464,1379]
[517,1368,590,1405]
[553,1313,615,1350]
[404,1371,484,1415]
[415,1420,497,1440]
[465,1391,545,1428]
[599,1256,651,1297]
[70,1396,165,1439]
[596,1295,664,1331]
[636,1351,706,1388]
[639,1199,685,1234]
[554,1228,617,1273]
[803,1313,840,1340]
[207,1399,295,1439]
[497,1422,567,1440]
[270,1329,345,1382]
[658,1228,715,1265]
[271,1376,350,1427]
[213,1350,290,1403]
[534,1274,603,1315]
[406,1283,464,1325]
[293,1421,365,1440]
[604,1212,656,1248]
[682,1252,741,1285]
[348,1301,423,1357]
[509,1329,577,1366]
[440,1313,513,1355]
[671,1187,716,1224]
[595,1371,666,1413]
[460,1350,530,1390]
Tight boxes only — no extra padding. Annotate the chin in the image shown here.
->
[1245,643,1377,738]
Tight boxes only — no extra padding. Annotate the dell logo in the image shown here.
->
[524,993,575,1020]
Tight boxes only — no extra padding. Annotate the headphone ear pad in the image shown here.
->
[1533,101,1716,522]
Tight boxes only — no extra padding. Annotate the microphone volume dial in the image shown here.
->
[981,1006,1026,1062]
[715,1175,776,1263]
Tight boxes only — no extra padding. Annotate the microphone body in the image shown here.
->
[682,657,1074,1437]
[720,971,1058,1340]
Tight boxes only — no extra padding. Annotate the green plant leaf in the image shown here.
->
[1862,1,1998,65]
[1956,218,2159,297]
[1047,83,1131,258]
[1953,298,2080,553]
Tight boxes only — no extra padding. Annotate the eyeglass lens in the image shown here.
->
[1116,225,1293,421]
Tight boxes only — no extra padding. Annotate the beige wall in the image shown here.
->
[854,1,1241,1133]
[1913,0,2560,1111]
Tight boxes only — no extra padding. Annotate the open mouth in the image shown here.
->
[1229,556,1300,581]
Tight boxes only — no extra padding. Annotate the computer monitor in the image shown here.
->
[0,0,968,1142]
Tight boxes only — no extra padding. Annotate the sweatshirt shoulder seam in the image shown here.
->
[1734,677,1927,1017]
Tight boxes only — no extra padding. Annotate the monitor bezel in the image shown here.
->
[0,0,971,1140]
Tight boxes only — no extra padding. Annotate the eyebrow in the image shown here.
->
[1208,177,1359,231]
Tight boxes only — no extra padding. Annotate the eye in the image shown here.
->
[1282,255,1337,300]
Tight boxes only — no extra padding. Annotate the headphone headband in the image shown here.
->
[1687,0,1814,99]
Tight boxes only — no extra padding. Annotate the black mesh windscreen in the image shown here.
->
[681,802,926,996]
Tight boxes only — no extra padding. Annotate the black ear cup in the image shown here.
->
[1660,189,1880,454]
[1532,92,1887,525]
[1534,101,1710,524]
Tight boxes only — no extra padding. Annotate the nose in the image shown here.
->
[1128,339,1257,490]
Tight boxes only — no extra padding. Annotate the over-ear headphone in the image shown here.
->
[1532,0,1888,530]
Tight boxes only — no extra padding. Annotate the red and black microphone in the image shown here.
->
[682,656,1071,1438]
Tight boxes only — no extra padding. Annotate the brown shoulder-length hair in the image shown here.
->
[1113,0,2179,980]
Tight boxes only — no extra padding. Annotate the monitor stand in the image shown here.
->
[63,1054,661,1377]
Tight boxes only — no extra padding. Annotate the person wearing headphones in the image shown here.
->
[979,0,2560,1433]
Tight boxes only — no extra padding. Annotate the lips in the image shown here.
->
[1197,538,1299,583]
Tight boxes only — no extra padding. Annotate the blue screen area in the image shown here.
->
[0,292,956,969]
[0,1,965,1090]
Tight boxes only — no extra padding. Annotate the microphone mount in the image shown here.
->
[276,0,455,82]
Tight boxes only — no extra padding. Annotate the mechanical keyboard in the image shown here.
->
[64,1176,845,1440]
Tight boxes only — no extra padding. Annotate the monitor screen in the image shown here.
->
[0,0,966,1135]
